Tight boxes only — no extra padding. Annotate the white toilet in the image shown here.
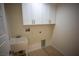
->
[10,36,28,55]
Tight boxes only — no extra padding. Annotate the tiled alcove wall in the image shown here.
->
[5,3,55,52]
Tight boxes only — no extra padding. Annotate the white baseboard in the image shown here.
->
[28,42,41,52]
[51,44,64,55]
[28,42,51,52]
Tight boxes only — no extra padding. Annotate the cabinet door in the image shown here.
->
[48,4,56,24]
[32,3,49,24]
[22,3,56,25]
[22,4,33,25]
[33,4,56,24]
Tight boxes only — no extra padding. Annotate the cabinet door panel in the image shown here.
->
[22,4,33,25]
[33,4,49,24]
[22,3,56,25]
[41,4,50,24]
[48,4,56,24]
[32,4,43,24]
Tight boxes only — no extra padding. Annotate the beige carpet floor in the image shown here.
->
[29,46,63,56]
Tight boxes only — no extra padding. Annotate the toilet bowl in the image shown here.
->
[10,36,28,53]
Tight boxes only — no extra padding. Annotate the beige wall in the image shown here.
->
[52,4,79,55]
[5,4,25,37]
[5,3,79,55]
[4,4,55,51]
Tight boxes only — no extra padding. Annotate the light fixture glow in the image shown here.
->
[31,3,44,9]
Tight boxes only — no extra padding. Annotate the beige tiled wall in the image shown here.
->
[5,4,55,51]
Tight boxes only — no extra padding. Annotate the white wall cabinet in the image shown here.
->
[22,3,56,25]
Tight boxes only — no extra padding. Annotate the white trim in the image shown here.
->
[51,44,64,55]
[28,42,41,52]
